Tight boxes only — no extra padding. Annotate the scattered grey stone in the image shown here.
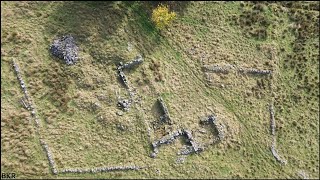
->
[117,99,132,111]
[127,42,133,52]
[198,129,207,134]
[176,155,186,164]
[297,170,309,179]
[116,124,126,131]
[49,35,79,65]
[150,152,157,158]
[116,111,124,116]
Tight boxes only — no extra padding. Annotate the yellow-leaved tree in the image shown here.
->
[151,4,177,30]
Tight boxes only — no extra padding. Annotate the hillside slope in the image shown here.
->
[1,1,319,179]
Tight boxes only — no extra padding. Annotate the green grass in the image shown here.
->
[1,1,319,179]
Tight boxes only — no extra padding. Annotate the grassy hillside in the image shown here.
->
[1,1,319,179]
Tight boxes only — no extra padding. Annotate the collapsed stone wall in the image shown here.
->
[61,165,144,174]
[116,55,144,112]
[157,97,172,125]
[269,103,287,165]
[200,115,225,141]
[12,60,40,127]
[239,68,272,76]
[40,140,58,174]
[150,129,203,158]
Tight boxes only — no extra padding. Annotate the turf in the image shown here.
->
[1,1,319,179]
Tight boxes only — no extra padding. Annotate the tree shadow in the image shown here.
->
[44,1,191,66]
[122,1,190,56]
[44,1,125,45]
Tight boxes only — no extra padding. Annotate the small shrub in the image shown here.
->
[151,4,176,30]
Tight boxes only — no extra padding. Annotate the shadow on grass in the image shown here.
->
[122,1,190,56]
[44,1,191,67]
[44,1,124,42]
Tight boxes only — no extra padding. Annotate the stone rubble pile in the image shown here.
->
[12,60,40,127]
[49,35,79,65]
[239,68,272,76]
[157,97,172,125]
[203,65,230,74]
[200,115,225,141]
[151,129,203,158]
[40,140,58,174]
[268,103,287,165]
[61,165,143,174]
[117,98,132,112]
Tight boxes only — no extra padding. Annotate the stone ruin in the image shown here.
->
[12,59,147,175]
[116,55,144,89]
[200,114,225,141]
[50,35,79,65]
[150,129,203,158]
[157,97,173,125]
[178,129,203,155]
[116,55,144,112]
